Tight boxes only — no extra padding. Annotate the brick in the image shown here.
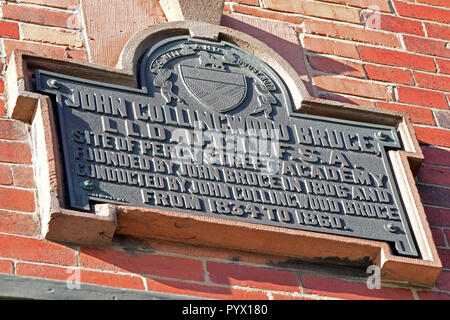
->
[403,35,450,59]
[0,20,20,39]
[146,278,268,300]
[0,98,6,116]
[302,275,414,300]
[0,186,35,212]
[0,119,28,140]
[206,262,300,292]
[1,4,79,29]
[424,206,450,228]
[363,13,425,36]
[393,1,450,24]
[307,55,365,78]
[0,210,37,236]
[16,262,71,281]
[437,248,450,268]
[0,234,76,265]
[417,165,450,186]
[313,75,393,100]
[445,229,450,245]
[376,103,435,125]
[365,65,414,85]
[12,166,35,188]
[358,46,436,72]
[3,39,87,62]
[430,227,446,247]
[396,86,448,109]
[0,165,12,186]
[425,22,450,41]
[303,36,360,59]
[127,238,250,265]
[80,247,204,281]
[416,0,450,8]
[314,0,391,12]
[223,3,231,13]
[232,5,304,24]
[82,0,165,67]
[435,110,450,129]
[224,13,304,76]
[318,92,376,108]
[0,100,6,117]
[16,263,146,291]
[436,58,450,75]
[417,184,450,207]
[414,126,450,147]
[82,269,145,290]
[0,142,32,164]
[422,146,450,166]
[304,19,401,48]
[262,0,361,23]
[0,260,13,274]
[21,24,83,48]
[414,71,450,92]
[228,13,302,46]
[18,0,77,9]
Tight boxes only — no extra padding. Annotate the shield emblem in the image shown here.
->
[179,65,247,113]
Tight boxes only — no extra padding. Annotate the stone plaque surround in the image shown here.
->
[34,33,423,259]
[4,11,441,286]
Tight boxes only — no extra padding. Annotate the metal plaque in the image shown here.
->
[35,36,419,257]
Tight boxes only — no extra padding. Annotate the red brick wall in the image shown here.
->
[0,0,449,300]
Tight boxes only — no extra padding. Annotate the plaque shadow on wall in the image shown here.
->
[220,15,312,96]
[220,14,366,107]
[4,20,441,287]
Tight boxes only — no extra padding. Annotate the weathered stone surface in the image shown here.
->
[160,0,225,25]
[81,0,166,67]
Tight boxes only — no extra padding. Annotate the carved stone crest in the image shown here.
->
[147,37,277,117]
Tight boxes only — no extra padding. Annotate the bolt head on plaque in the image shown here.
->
[376,131,389,141]
[47,79,60,89]
[80,180,94,191]
[384,223,398,233]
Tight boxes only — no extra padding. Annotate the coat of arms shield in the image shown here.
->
[179,59,247,113]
